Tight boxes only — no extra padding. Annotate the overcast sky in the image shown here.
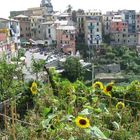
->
[0,0,140,18]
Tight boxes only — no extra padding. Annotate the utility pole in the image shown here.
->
[91,45,94,85]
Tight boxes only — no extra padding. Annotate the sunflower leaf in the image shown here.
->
[90,126,108,139]
[79,108,90,115]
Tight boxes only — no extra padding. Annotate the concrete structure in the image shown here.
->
[10,0,53,17]
[13,15,31,39]
[136,12,140,32]
[84,10,102,46]
[119,10,136,33]
[103,11,118,35]
[40,0,53,14]
[76,13,85,43]
[41,21,56,45]
[0,18,20,60]
[110,33,137,46]
[30,16,46,40]
[56,24,76,54]
[103,10,137,47]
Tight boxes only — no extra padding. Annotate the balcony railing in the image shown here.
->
[88,25,94,30]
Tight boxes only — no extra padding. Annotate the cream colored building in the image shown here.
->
[84,10,102,46]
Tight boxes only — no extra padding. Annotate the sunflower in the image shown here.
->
[93,81,104,90]
[103,82,114,97]
[75,116,90,128]
[116,102,125,110]
[30,81,37,95]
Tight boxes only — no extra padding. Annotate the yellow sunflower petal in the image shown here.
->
[92,81,104,90]
[116,102,125,110]
[75,116,90,128]
[30,81,37,95]
[103,88,112,97]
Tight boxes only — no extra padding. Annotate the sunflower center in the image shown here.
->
[95,84,101,88]
[79,119,87,125]
[106,85,112,92]
[32,86,37,91]
[117,104,123,109]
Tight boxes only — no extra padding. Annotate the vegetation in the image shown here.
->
[0,46,140,139]
[62,56,85,82]
[0,62,140,139]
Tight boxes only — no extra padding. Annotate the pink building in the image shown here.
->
[56,25,76,54]
[110,21,128,32]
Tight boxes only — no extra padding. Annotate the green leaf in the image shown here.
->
[90,126,108,139]
[92,97,98,103]
[99,103,109,113]
[112,121,120,130]
[41,119,50,128]
[68,136,75,140]
[42,107,51,117]
[79,109,90,115]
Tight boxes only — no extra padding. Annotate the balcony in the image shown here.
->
[88,25,94,30]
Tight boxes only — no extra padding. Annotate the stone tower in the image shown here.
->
[40,0,53,14]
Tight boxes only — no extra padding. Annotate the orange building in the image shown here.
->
[56,25,76,54]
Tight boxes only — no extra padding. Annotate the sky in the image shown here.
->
[0,0,140,18]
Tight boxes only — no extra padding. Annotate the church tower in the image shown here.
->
[40,0,53,14]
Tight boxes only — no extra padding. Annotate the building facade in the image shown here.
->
[84,10,102,46]
[13,15,31,40]
[56,25,76,54]
[0,18,20,60]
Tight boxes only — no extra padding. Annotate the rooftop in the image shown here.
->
[57,25,76,30]
[14,14,28,18]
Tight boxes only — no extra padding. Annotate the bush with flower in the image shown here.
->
[1,68,140,139]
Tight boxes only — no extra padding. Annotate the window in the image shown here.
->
[38,31,40,34]
[38,25,40,28]
[97,28,99,32]
[20,27,22,31]
[90,30,92,33]
[118,39,120,42]
[66,35,68,38]
[90,22,92,26]
[97,22,99,26]
[48,29,51,34]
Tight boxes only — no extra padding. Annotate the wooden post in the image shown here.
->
[4,101,8,130]
[14,100,17,120]
[11,102,16,140]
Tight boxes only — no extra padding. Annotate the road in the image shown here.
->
[23,50,48,81]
